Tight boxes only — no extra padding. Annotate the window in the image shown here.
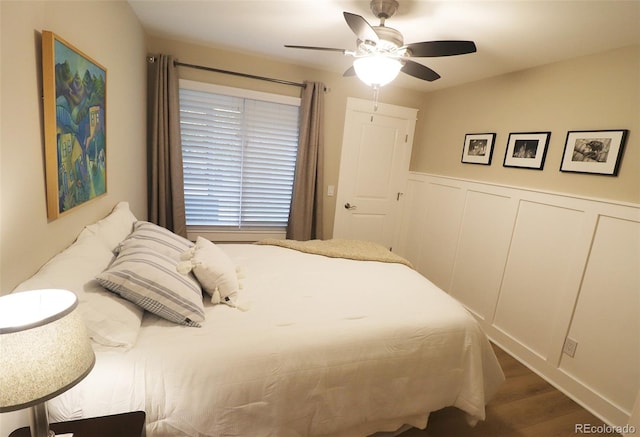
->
[179,80,301,241]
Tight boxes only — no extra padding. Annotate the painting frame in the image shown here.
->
[461,133,496,165]
[503,131,551,170]
[559,129,628,176]
[42,30,107,220]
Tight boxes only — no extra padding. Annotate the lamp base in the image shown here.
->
[29,403,55,437]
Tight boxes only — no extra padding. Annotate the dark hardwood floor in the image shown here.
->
[401,344,619,437]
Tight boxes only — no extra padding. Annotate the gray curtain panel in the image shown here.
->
[147,54,187,237]
[287,81,325,241]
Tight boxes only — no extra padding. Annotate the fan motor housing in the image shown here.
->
[373,26,404,51]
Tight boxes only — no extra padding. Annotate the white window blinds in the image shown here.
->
[179,81,300,232]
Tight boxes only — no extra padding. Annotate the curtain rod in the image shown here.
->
[171,59,306,88]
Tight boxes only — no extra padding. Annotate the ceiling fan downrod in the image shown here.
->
[370,0,399,22]
[367,0,404,51]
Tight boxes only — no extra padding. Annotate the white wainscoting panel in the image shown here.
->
[559,215,640,414]
[396,177,428,268]
[418,182,465,290]
[493,200,585,360]
[449,190,515,321]
[395,172,640,428]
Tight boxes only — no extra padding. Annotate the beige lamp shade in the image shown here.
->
[0,289,96,412]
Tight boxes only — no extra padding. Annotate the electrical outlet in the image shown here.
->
[563,337,578,358]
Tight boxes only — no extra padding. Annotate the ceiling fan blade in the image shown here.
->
[343,12,379,43]
[285,45,349,54]
[343,66,356,77]
[405,40,477,57]
[401,60,441,82]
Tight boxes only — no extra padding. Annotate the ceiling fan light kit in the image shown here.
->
[285,0,476,89]
[353,55,402,87]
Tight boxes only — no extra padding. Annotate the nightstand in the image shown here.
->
[9,411,145,437]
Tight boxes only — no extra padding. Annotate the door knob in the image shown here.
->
[344,202,357,210]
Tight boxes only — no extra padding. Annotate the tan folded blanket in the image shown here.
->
[256,238,413,269]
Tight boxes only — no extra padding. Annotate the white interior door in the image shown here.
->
[333,98,417,249]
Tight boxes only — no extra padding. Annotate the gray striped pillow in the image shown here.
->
[97,241,204,327]
[119,221,194,259]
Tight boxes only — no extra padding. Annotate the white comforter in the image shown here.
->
[49,244,504,437]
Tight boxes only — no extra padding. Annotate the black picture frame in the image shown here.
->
[503,132,551,170]
[560,129,628,176]
[461,133,496,165]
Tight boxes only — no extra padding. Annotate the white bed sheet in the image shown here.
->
[49,244,504,437]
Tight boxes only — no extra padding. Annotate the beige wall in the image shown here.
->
[146,35,427,238]
[0,1,147,293]
[413,45,640,204]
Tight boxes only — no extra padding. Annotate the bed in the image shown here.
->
[13,202,504,437]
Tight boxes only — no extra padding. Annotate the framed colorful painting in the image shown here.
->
[42,31,107,219]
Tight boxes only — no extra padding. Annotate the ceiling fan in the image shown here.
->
[285,0,476,86]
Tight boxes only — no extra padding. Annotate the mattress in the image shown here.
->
[48,243,504,437]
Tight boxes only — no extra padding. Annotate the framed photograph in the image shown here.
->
[42,31,107,220]
[560,129,628,176]
[503,132,551,170]
[461,133,496,165]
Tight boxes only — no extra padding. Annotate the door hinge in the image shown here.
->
[396,192,404,201]
[405,134,408,142]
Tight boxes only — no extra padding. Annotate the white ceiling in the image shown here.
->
[128,0,640,92]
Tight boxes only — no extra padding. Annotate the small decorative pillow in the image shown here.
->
[97,240,204,327]
[178,237,240,306]
[119,221,194,259]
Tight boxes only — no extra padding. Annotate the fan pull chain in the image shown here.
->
[372,85,380,111]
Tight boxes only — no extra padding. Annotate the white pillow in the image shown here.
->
[84,201,138,251]
[13,233,143,348]
[78,280,144,347]
[179,236,240,305]
[97,240,204,327]
[121,221,193,259]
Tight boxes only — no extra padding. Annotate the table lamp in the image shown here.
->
[0,289,96,437]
